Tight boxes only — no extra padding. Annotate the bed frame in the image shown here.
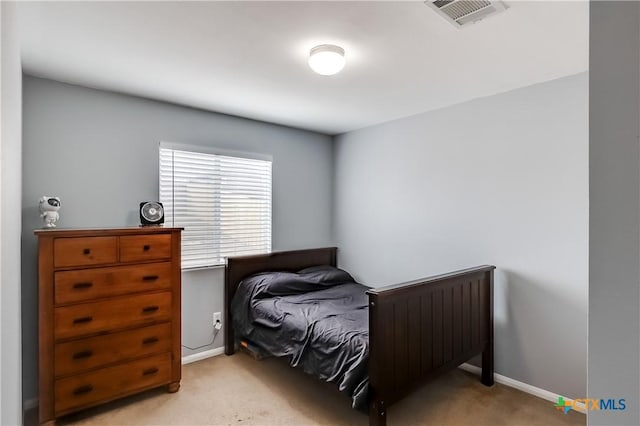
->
[224,247,495,426]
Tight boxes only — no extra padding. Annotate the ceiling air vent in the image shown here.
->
[425,0,508,28]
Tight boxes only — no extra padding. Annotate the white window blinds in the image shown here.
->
[159,147,272,269]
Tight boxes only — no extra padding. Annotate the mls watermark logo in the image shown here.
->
[554,396,626,414]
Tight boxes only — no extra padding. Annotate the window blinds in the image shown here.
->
[159,147,272,269]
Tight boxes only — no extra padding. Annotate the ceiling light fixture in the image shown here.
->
[308,44,346,76]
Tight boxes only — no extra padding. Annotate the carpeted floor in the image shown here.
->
[32,353,584,425]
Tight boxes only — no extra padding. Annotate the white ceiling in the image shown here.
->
[17,1,588,135]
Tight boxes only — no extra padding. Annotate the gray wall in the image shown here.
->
[1,1,23,424]
[334,73,589,399]
[21,76,334,402]
[588,2,640,425]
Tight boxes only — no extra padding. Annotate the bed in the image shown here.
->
[225,247,495,426]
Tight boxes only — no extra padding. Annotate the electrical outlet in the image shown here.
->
[213,312,222,325]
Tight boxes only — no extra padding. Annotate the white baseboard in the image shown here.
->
[181,346,225,365]
[458,363,586,413]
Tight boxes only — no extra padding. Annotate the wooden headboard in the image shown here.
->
[224,247,337,354]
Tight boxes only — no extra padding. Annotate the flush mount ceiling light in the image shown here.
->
[308,44,346,76]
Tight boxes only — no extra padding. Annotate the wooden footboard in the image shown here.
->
[367,265,495,426]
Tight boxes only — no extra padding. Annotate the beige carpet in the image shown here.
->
[44,353,584,426]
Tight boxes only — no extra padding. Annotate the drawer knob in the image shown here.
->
[73,282,93,289]
[142,275,159,281]
[73,384,94,395]
[142,305,159,314]
[73,316,93,324]
[72,350,93,360]
[82,248,91,255]
[142,367,159,376]
[142,336,159,345]
[143,245,151,251]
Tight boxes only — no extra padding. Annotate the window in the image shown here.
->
[159,145,272,269]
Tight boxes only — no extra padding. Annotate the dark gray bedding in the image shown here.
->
[230,265,370,409]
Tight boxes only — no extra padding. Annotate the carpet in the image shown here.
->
[35,352,586,426]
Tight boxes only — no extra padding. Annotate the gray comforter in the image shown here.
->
[230,265,370,409]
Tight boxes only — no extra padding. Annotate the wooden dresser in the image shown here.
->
[35,227,183,426]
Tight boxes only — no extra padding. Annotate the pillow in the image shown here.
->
[242,265,356,299]
[297,265,355,285]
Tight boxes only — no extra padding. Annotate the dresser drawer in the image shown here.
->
[119,234,171,263]
[54,237,117,268]
[55,292,172,340]
[54,353,171,414]
[54,323,171,377]
[55,262,172,304]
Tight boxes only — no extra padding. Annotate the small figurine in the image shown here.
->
[39,196,61,228]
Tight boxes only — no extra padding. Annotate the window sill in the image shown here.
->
[181,264,225,272]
